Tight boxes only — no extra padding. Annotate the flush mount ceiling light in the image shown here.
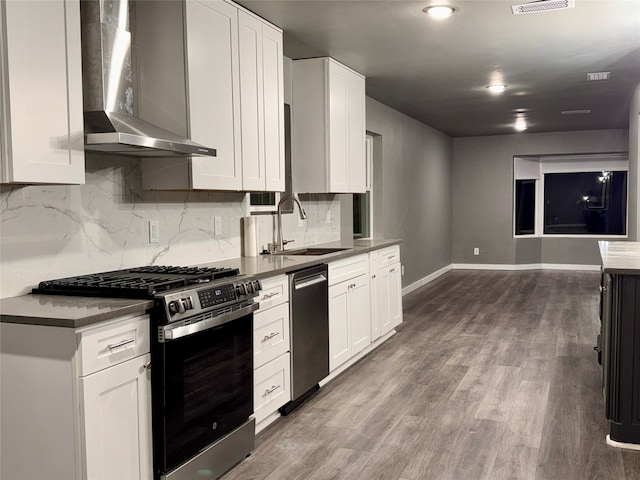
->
[514,117,528,131]
[487,84,507,94]
[423,5,457,19]
[511,0,575,15]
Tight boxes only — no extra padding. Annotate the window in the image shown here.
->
[515,179,536,235]
[544,171,627,235]
[513,154,628,238]
[353,135,373,238]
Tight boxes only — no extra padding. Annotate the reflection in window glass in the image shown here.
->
[515,180,536,235]
[543,171,627,235]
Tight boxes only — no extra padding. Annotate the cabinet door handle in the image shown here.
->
[143,362,152,370]
[265,385,280,395]
[262,332,279,341]
[599,285,607,292]
[108,338,135,350]
[390,268,396,273]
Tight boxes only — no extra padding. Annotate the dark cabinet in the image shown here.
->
[600,272,640,445]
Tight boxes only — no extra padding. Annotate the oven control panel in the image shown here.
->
[161,278,262,321]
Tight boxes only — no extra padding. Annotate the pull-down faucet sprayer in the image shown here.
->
[269,195,307,253]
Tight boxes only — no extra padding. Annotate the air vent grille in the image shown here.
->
[561,110,592,115]
[511,0,575,15]
[587,72,611,81]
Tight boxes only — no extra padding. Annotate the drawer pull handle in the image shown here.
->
[261,292,278,300]
[599,285,606,292]
[388,255,396,260]
[265,385,280,395]
[262,332,279,341]
[390,268,396,273]
[108,338,135,350]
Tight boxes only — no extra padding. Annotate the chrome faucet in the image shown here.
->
[269,195,307,253]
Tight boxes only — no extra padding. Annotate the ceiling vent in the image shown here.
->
[587,72,611,81]
[561,109,591,115]
[511,0,575,15]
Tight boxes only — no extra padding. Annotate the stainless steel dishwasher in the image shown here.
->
[280,263,329,415]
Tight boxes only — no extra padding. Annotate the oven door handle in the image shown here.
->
[160,303,259,342]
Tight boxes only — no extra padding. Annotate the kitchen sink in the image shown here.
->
[270,247,349,256]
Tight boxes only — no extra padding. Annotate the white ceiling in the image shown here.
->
[236,0,640,137]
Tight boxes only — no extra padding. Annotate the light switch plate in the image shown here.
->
[214,216,223,236]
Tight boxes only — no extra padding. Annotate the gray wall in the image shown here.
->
[365,98,452,288]
[452,129,629,266]
[629,82,640,241]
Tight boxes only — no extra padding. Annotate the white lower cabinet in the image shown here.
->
[370,245,403,338]
[253,274,291,432]
[0,314,152,480]
[81,354,152,480]
[328,255,371,372]
[253,354,290,424]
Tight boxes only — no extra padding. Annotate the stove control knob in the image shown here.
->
[236,284,246,296]
[183,296,194,310]
[253,280,262,292]
[246,282,254,294]
[168,300,180,315]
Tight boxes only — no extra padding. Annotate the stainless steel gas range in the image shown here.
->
[35,265,262,480]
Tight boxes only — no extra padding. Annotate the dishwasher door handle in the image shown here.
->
[294,274,327,290]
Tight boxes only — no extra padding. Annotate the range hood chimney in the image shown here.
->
[80,0,215,157]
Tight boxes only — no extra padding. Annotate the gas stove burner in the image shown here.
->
[33,265,241,299]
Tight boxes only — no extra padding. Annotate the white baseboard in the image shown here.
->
[452,263,600,271]
[606,434,640,451]
[402,264,453,296]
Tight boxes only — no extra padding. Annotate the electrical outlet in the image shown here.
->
[401,265,405,276]
[214,216,222,236]
[149,220,160,244]
[325,210,331,224]
[473,247,480,256]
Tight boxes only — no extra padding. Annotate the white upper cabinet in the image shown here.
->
[0,0,85,185]
[137,0,283,192]
[138,0,242,190]
[292,57,366,194]
[238,11,285,192]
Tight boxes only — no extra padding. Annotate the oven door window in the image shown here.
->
[159,315,253,472]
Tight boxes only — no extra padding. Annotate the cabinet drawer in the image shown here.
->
[257,274,289,309]
[376,245,400,269]
[329,253,369,286]
[254,353,291,423]
[78,314,150,377]
[254,302,290,368]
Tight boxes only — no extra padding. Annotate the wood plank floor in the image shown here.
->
[222,270,640,480]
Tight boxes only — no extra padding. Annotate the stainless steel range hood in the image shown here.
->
[80,0,215,158]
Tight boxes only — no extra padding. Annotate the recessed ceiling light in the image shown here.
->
[514,118,528,131]
[423,5,457,19]
[487,84,507,94]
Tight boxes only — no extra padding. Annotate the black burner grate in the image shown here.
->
[33,265,240,299]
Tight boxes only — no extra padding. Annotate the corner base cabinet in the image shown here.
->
[0,314,152,480]
[600,272,640,445]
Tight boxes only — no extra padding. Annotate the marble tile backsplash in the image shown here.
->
[0,154,341,298]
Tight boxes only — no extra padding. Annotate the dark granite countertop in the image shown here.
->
[0,239,400,328]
